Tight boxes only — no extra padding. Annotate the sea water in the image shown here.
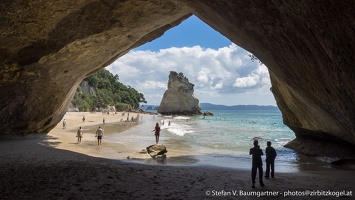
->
[109,109,328,172]
[156,110,300,171]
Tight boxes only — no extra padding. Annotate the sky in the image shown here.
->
[106,15,276,106]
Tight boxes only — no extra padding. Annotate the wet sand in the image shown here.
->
[0,112,354,199]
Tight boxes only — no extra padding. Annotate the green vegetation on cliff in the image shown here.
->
[71,69,146,111]
[171,71,189,82]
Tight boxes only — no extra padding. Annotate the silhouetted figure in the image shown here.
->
[265,141,277,178]
[82,116,85,122]
[249,140,264,188]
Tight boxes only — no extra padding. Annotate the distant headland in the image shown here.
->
[140,103,278,111]
[199,103,278,110]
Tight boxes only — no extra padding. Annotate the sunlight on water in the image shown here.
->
[106,110,329,172]
[160,110,299,171]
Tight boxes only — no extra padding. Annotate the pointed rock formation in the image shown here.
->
[158,71,202,115]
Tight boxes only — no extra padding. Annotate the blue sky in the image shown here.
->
[135,16,231,51]
[106,15,276,106]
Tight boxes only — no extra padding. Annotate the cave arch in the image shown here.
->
[0,0,354,157]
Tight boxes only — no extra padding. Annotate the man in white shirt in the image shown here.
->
[95,126,104,145]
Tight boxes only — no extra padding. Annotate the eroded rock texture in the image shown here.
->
[158,71,201,115]
[181,0,355,157]
[0,0,191,134]
[0,0,354,157]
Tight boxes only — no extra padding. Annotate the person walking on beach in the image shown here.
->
[82,116,85,122]
[76,126,83,144]
[103,117,105,125]
[265,141,277,179]
[152,123,161,144]
[95,126,104,146]
[63,119,66,129]
[249,140,264,188]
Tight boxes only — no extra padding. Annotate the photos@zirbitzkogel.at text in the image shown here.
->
[205,189,353,198]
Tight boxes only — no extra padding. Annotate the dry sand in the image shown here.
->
[0,112,354,199]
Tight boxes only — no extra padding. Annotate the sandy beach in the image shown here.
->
[0,112,354,199]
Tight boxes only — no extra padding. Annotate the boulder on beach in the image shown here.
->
[127,149,151,160]
[146,144,168,158]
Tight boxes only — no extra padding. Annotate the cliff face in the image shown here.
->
[0,0,354,157]
[0,0,191,135]
[180,0,355,157]
[158,72,201,115]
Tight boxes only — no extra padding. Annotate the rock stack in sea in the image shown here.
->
[158,71,202,115]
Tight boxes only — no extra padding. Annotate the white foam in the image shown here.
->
[164,122,194,136]
[275,138,292,142]
[167,128,194,136]
[275,138,292,145]
[173,116,191,120]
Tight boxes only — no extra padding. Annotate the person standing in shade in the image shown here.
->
[76,126,83,144]
[249,140,264,188]
[152,123,161,144]
[95,126,104,146]
[265,141,277,179]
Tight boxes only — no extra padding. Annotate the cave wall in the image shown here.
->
[0,0,191,134]
[180,0,355,155]
[0,0,354,156]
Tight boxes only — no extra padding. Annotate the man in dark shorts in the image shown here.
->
[249,140,265,188]
[95,126,104,145]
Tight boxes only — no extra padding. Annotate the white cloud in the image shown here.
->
[233,64,269,88]
[140,81,167,90]
[213,82,223,89]
[234,76,258,88]
[106,43,275,106]
[197,68,210,84]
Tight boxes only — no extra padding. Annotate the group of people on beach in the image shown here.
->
[67,116,277,188]
[71,118,162,146]
[75,126,104,145]
[63,117,104,145]
[65,112,141,146]
[150,120,277,189]
[249,140,277,188]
